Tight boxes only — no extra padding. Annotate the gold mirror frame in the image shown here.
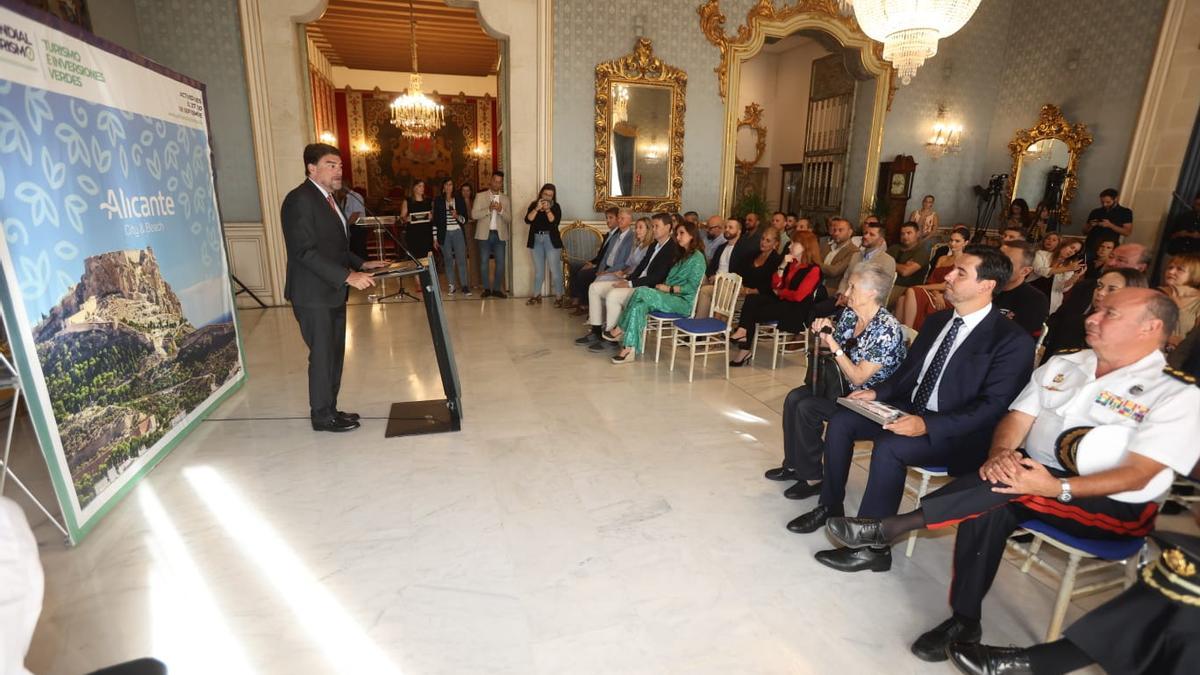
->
[594,38,687,213]
[735,102,767,174]
[700,0,895,215]
[1005,104,1093,226]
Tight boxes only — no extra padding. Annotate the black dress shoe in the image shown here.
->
[825,516,888,548]
[783,481,822,500]
[786,503,843,533]
[482,289,493,298]
[336,411,360,422]
[763,466,797,481]
[312,416,360,432]
[946,642,1032,675]
[492,291,508,299]
[814,546,891,572]
[912,617,983,662]
[575,333,600,345]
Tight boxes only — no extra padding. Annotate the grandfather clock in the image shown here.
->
[876,154,918,243]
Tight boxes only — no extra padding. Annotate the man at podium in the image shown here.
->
[282,143,389,432]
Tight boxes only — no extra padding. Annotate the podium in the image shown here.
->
[373,260,463,437]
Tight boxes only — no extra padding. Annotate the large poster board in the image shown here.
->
[0,2,246,542]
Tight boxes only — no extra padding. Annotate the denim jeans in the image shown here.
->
[442,228,469,288]
[480,230,506,291]
[531,232,564,296]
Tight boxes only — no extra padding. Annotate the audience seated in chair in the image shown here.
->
[609,221,708,364]
[995,240,1050,336]
[894,225,969,330]
[1053,242,1149,318]
[701,215,726,260]
[819,288,1198,664]
[728,230,821,366]
[765,263,906,498]
[1159,252,1200,351]
[564,206,622,312]
[946,525,1200,675]
[814,220,895,318]
[576,213,679,351]
[887,222,933,305]
[1028,231,1059,282]
[819,217,859,295]
[696,217,755,318]
[1041,268,1147,363]
[788,246,1035,565]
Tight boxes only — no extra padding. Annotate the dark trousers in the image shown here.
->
[572,266,598,302]
[292,303,348,421]
[818,406,948,518]
[919,473,1158,620]
[781,385,838,481]
[736,295,796,348]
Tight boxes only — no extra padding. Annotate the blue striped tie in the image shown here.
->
[913,317,964,413]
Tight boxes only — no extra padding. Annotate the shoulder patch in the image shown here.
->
[1164,367,1199,386]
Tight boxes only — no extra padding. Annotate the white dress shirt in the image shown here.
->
[639,240,667,279]
[717,240,736,274]
[308,178,347,234]
[911,303,992,412]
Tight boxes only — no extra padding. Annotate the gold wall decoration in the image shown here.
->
[594,38,688,213]
[698,0,895,215]
[699,0,887,101]
[735,103,767,175]
[1006,104,1093,227]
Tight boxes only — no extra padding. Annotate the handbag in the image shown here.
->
[806,342,850,401]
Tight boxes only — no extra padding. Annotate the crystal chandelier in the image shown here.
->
[390,0,444,139]
[837,1,983,85]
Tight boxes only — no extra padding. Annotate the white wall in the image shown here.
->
[331,66,498,98]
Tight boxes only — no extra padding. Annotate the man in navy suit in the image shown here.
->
[281,143,388,432]
[787,245,1035,572]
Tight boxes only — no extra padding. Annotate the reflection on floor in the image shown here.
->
[15,292,1192,674]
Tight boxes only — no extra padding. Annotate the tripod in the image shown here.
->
[972,174,1007,243]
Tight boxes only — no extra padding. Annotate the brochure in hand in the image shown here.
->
[836,397,905,425]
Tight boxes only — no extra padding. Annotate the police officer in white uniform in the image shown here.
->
[819,287,1200,663]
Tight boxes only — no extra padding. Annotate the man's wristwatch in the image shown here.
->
[1057,479,1073,503]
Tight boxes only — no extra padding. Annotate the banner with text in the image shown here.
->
[0,2,245,542]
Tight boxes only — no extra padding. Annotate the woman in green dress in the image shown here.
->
[609,220,707,364]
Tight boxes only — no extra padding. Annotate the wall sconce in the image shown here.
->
[318,131,337,144]
[470,143,489,159]
[639,141,667,163]
[354,139,377,154]
[924,104,962,159]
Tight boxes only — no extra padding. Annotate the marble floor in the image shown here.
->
[10,290,1191,674]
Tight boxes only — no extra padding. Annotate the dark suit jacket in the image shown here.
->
[590,228,618,267]
[432,194,469,244]
[706,237,755,277]
[871,306,1035,475]
[281,179,365,307]
[630,240,680,287]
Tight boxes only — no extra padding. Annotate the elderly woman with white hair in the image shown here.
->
[764,263,907,499]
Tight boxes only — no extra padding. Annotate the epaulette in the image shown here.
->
[1164,367,1199,386]
[1050,347,1083,356]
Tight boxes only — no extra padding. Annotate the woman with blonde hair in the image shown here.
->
[1161,253,1200,348]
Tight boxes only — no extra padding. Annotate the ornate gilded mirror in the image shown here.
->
[734,103,767,174]
[1006,105,1093,226]
[594,38,687,212]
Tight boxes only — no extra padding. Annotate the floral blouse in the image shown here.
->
[833,306,906,390]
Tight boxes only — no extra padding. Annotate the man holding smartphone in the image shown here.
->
[472,170,511,298]
[1083,188,1133,263]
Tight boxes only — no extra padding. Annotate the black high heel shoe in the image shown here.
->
[729,352,753,367]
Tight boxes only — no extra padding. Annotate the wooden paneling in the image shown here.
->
[307,0,499,76]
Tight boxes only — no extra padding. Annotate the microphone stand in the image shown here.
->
[358,197,424,303]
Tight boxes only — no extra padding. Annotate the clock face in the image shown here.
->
[890,173,907,196]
